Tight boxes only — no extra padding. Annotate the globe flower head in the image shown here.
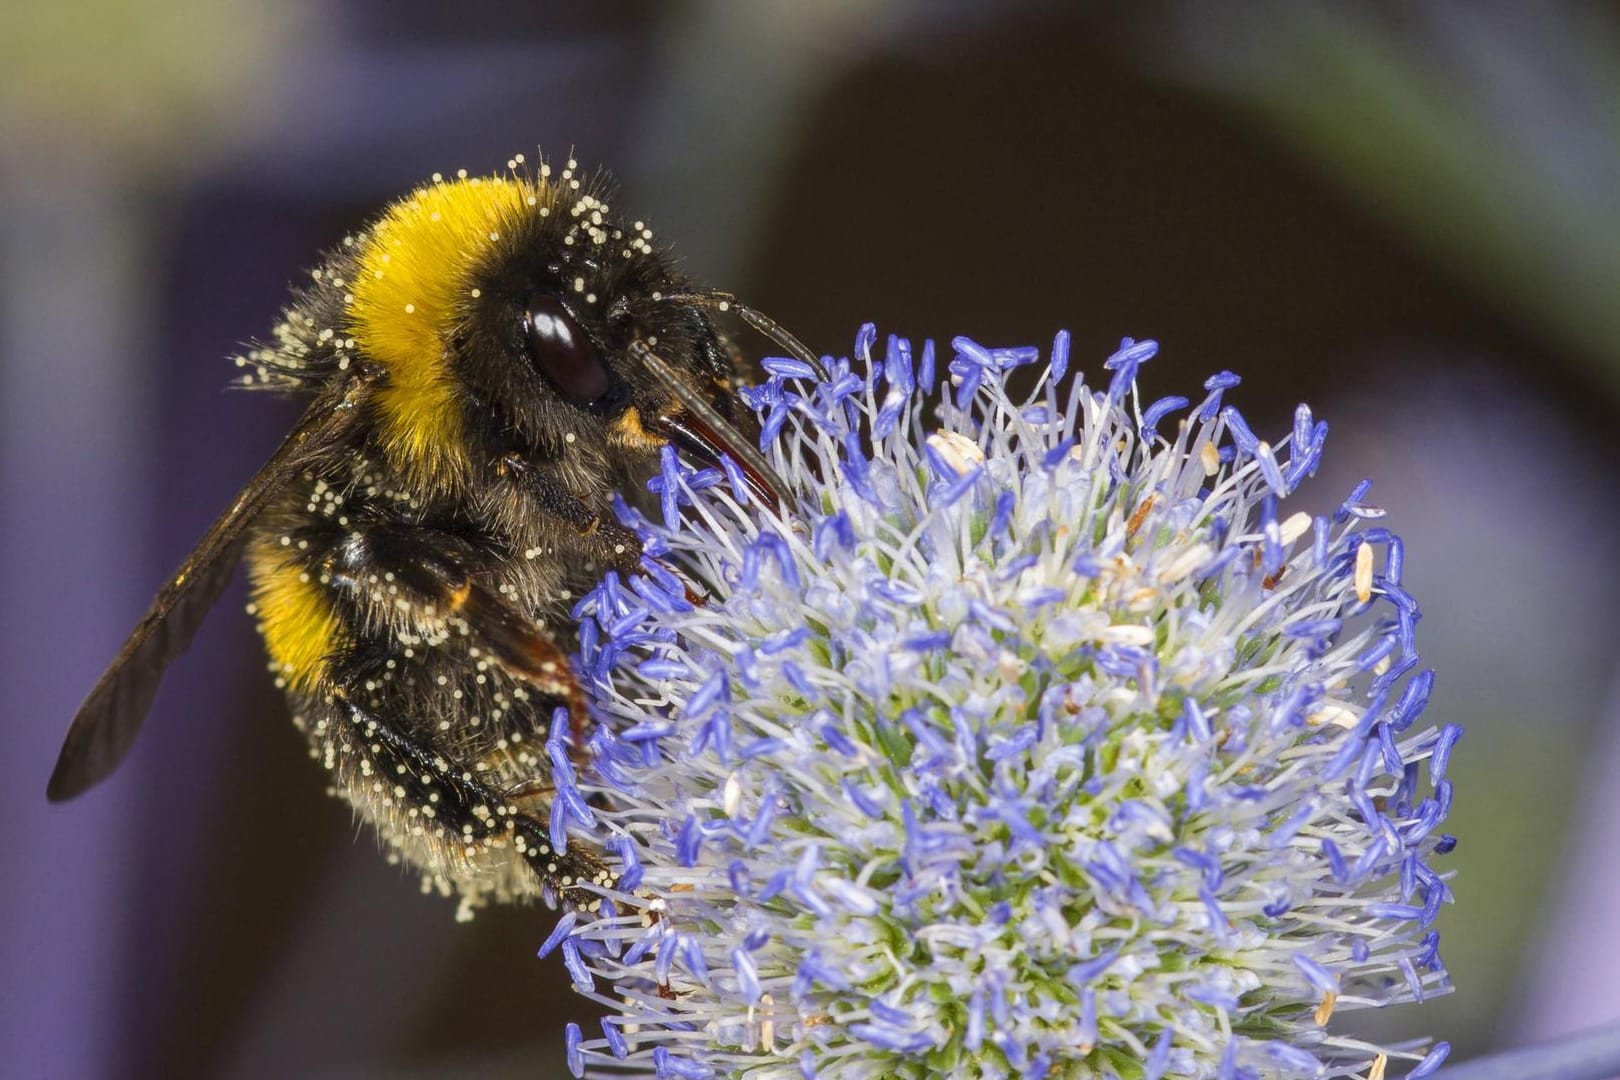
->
[549,327,1460,1079]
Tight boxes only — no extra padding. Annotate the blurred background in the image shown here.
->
[4,1,1619,1076]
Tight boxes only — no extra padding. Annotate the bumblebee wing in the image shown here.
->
[46,385,371,802]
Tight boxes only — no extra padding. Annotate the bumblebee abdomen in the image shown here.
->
[243,465,603,911]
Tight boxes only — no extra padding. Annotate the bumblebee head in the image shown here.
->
[344,164,776,507]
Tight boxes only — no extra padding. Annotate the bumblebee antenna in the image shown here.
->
[662,290,829,383]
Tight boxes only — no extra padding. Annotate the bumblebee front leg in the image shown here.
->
[496,453,712,607]
[497,452,645,579]
[331,692,611,910]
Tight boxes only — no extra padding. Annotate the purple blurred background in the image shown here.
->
[4,2,1620,1076]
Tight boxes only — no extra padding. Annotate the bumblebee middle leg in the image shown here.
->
[322,522,591,751]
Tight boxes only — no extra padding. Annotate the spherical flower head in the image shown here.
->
[551,327,1460,1079]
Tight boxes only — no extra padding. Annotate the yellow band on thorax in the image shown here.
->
[347,175,539,487]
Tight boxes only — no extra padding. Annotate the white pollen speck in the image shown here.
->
[1309,702,1360,729]
[564,432,576,444]
[456,168,468,179]
[1279,511,1313,547]
[1100,624,1156,648]
[431,172,443,183]
[927,430,985,475]
[1354,541,1375,604]
[759,994,777,1052]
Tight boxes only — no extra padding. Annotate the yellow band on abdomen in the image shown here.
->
[247,540,342,692]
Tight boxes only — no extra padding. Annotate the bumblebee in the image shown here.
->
[47,156,818,915]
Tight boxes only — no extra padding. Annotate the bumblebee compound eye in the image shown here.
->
[523,292,610,405]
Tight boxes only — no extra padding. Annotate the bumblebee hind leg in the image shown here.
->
[329,692,611,911]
